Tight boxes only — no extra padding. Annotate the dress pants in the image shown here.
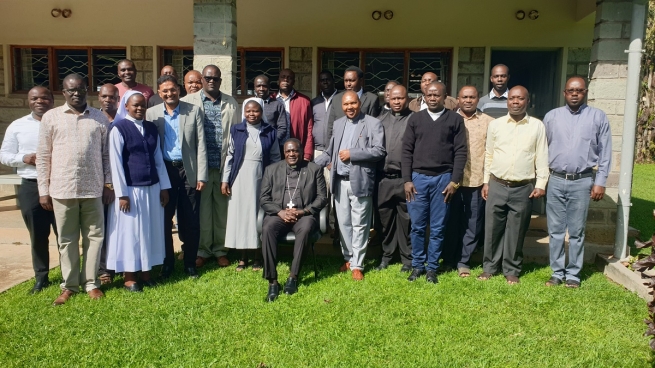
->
[261,215,317,281]
[546,175,593,283]
[483,179,534,277]
[314,149,335,232]
[377,176,411,266]
[407,172,451,272]
[18,179,57,282]
[334,178,373,271]
[98,204,115,277]
[164,161,201,269]
[198,168,228,258]
[443,186,485,269]
[52,197,104,292]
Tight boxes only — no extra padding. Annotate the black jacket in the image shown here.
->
[260,160,328,217]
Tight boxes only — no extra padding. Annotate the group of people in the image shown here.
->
[0,59,611,304]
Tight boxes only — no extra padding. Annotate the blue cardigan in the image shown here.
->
[226,121,277,187]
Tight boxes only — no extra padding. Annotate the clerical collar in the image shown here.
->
[286,163,300,171]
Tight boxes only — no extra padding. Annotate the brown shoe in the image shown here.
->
[352,269,364,281]
[88,288,105,300]
[196,256,207,268]
[217,256,230,267]
[53,289,75,306]
[339,262,350,272]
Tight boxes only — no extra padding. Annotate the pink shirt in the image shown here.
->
[114,82,155,103]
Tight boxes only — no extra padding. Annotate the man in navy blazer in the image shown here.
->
[315,91,385,280]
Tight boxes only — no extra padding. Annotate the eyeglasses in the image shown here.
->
[203,76,221,83]
[64,88,87,95]
[564,88,587,94]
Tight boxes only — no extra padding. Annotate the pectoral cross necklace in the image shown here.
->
[286,173,300,209]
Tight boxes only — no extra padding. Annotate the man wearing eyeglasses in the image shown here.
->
[36,74,113,305]
[115,59,155,103]
[543,76,611,289]
[182,65,238,268]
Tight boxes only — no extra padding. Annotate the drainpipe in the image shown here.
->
[614,0,647,259]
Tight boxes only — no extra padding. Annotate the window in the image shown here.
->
[11,46,126,92]
[319,48,452,96]
[160,48,194,78]
[236,48,284,96]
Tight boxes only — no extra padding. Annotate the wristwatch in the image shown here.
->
[451,182,460,190]
[104,183,114,191]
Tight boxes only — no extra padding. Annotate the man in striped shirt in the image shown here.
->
[477,64,510,118]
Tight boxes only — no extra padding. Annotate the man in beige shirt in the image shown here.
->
[442,86,493,277]
[37,74,113,305]
[408,72,458,112]
[478,86,548,285]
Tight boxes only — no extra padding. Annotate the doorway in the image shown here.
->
[490,50,560,120]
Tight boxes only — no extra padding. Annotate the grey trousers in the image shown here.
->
[334,179,372,271]
[546,175,593,283]
[483,179,534,277]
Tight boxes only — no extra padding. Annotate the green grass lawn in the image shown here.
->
[631,164,655,246]
[0,258,651,367]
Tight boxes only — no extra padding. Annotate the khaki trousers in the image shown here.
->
[198,168,228,258]
[53,197,103,292]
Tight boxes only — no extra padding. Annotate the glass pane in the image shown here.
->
[236,51,242,95]
[92,49,126,91]
[56,49,89,89]
[13,48,49,91]
[162,49,194,81]
[364,52,404,94]
[320,51,360,91]
[244,51,283,96]
[408,52,451,95]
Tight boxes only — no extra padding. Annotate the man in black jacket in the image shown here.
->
[260,138,328,302]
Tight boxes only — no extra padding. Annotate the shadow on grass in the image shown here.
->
[630,197,655,257]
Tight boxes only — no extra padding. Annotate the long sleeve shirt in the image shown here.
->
[459,110,494,187]
[543,104,612,186]
[380,108,412,174]
[36,104,111,199]
[0,114,41,179]
[263,97,288,144]
[484,114,549,190]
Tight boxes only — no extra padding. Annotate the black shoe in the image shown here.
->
[267,283,280,302]
[30,279,50,294]
[400,264,412,273]
[426,270,439,284]
[123,283,143,292]
[375,262,389,271]
[141,279,158,288]
[185,267,199,279]
[159,265,174,279]
[408,268,426,281]
[283,277,298,295]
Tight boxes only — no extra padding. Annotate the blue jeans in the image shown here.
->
[546,175,593,283]
[407,172,452,271]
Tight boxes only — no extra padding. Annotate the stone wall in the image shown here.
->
[456,47,485,96]
[567,47,592,80]
[131,46,155,88]
[289,47,312,97]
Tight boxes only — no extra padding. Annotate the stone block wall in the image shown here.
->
[567,47,592,80]
[289,47,312,97]
[131,46,155,88]
[456,47,485,97]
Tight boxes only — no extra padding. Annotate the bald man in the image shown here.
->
[148,65,186,108]
[315,90,385,280]
[543,77,611,288]
[184,70,203,95]
[409,72,458,112]
[376,85,413,272]
[0,86,57,294]
[477,64,511,118]
[402,82,467,284]
[479,86,548,285]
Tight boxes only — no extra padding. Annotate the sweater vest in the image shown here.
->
[113,119,160,187]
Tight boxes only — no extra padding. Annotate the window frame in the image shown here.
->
[317,47,453,95]
[236,47,285,97]
[10,45,127,94]
[158,46,194,80]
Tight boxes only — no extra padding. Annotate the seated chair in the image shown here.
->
[256,206,328,279]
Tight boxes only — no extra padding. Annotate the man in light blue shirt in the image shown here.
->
[543,76,611,288]
[163,104,182,161]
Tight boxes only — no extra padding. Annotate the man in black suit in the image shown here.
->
[260,138,328,302]
[327,66,380,140]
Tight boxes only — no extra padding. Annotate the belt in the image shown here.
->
[549,169,593,181]
[22,178,37,183]
[384,173,401,179]
[167,160,184,168]
[490,174,534,188]
[336,174,350,181]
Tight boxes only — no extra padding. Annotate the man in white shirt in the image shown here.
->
[0,86,57,294]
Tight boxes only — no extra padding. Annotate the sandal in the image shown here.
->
[252,261,263,272]
[99,273,113,285]
[477,272,494,281]
[236,260,248,272]
[457,267,471,278]
[505,275,520,285]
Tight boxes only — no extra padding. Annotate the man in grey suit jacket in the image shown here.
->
[146,75,208,279]
[315,91,385,280]
[260,138,328,301]
[327,66,381,141]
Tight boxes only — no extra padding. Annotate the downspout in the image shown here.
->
[614,0,647,259]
